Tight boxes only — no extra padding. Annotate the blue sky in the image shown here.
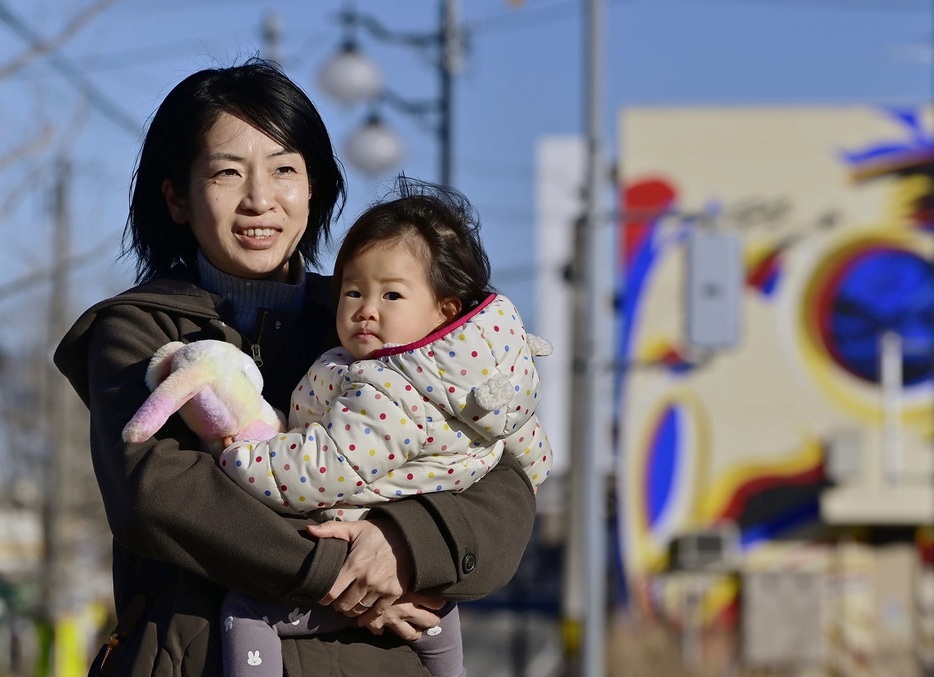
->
[0,0,930,350]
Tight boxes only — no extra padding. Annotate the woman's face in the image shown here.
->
[164,113,311,282]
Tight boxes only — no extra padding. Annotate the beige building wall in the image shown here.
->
[617,105,934,579]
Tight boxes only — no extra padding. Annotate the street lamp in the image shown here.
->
[317,41,382,105]
[315,1,462,186]
[342,111,405,175]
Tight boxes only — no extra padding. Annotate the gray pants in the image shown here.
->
[220,591,466,677]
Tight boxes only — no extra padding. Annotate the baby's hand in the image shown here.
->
[355,593,443,641]
[219,420,281,450]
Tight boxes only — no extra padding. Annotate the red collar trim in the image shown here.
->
[373,293,497,358]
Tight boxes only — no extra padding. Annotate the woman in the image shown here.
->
[54,59,536,676]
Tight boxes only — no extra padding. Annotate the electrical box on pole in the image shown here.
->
[686,230,742,348]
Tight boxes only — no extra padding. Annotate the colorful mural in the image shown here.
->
[617,106,934,584]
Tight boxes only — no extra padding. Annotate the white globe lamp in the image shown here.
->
[316,43,383,106]
[343,114,405,176]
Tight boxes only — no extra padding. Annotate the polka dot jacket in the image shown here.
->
[218,294,553,519]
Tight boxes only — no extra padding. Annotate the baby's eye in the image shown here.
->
[384,291,402,301]
[345,290,362,299]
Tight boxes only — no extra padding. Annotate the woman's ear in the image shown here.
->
[161,179,188,224]
[440,297,462,322]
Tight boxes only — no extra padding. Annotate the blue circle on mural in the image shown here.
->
[826,249,934,385]
[646,405,680,526]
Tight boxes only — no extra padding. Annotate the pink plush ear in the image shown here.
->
[123,352,219,443]
[122,341,191,442]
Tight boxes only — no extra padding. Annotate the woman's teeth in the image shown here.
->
[244,228,274,238]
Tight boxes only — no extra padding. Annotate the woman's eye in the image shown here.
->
[216,168,239,177]
[276,165,296,174]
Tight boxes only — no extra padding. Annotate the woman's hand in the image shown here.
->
[307,517,415,615]
[355,593,444,641]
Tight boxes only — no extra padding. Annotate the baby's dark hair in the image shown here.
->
[333,176,494,314]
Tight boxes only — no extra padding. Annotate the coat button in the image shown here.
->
[462,553,476,574]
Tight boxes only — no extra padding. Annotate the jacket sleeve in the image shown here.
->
[218,370,429,514]
[79,305,346,608]
[503,414,553,489]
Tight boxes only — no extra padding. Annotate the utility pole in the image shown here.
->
[438,0,460,187]
[39,156,72,676]
[568,0,610,675]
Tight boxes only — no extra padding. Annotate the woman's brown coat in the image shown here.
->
[54,270,536,676]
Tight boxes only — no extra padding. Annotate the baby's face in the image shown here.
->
[336,241,451,360]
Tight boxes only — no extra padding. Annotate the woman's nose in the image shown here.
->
[242,174,273,212]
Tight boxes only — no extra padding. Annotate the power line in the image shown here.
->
[468,0,929,38]
[0,1,142,138]
[11,0,927,87]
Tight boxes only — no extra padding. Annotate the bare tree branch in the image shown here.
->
[0,122,53,172]
[0,0,123,81]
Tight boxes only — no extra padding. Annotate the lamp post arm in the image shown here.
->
[379,89,439,119]
[341,9,441,50]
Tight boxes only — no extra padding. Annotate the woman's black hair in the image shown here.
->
[123,57,345,282]
[333,176,494,314]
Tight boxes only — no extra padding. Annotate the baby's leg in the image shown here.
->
[220,591,354,677]
[221,591,286,677]
[412,602,467,677]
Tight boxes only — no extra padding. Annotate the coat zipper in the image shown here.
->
[244,310,268,368]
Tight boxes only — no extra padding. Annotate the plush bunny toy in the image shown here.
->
[122,340,286,452]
